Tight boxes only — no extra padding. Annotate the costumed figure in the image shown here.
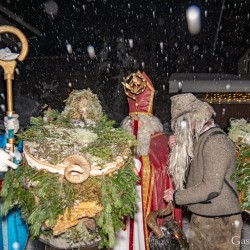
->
[0,115,28,250]
[114,71,182,250]
[164,93,242,250]
[1,89,139,250]
[0,25,29,250]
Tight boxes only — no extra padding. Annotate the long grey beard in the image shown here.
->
[121,115,163,156]
[168,116,194,190]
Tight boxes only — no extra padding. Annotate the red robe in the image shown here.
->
[136,132,182,250]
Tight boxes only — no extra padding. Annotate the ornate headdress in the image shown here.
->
[122,70,155,116]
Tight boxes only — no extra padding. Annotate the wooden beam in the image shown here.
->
[0,4,42,37]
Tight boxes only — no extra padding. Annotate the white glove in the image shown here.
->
[14,146,22,162]
[4,114,19,136]
[0,148,18,171]
[133,158,141,172]
[5,143,22,162]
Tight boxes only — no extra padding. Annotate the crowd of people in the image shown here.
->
[0,71,242,250]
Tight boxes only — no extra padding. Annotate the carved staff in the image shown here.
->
[0,25,28,154]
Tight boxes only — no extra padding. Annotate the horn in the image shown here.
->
[146,203,172,239]
[63,155,90,184]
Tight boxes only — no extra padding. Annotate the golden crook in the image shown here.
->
[0,25,29,153]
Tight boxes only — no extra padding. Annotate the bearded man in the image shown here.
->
[164,93,242,250]
[114,71,182,250]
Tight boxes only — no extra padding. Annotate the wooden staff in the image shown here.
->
[0,25,28,153]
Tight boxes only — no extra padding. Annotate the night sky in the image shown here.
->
[0,0,249,128]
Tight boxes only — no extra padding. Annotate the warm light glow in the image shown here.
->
[203,93,250,104]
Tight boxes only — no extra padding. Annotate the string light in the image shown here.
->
[203,93,250,104]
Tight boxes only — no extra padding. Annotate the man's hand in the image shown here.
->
[4,114,19,137]
[168,135,176,149]
[164,188,174,202]
[0,148,18,171]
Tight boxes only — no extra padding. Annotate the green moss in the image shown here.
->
[2,94,139,248]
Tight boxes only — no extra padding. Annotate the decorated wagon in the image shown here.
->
[1,89,139,249]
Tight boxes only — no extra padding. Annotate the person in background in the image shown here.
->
[164,93,242,250]
[0,114,28,250]
[114,71,182,250]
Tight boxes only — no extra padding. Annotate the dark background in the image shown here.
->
[0,0,249,129]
